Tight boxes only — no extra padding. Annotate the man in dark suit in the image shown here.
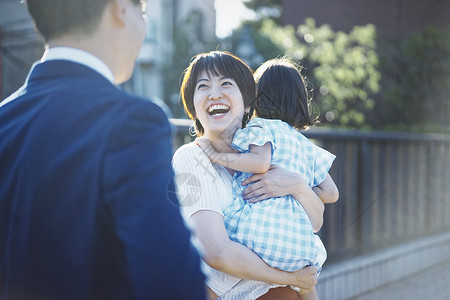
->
[0,0,205,299]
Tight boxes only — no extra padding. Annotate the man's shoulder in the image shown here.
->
[116,92,169,122]
[58,78,167,122]
[1,78,168,135]
[0,86,26,109]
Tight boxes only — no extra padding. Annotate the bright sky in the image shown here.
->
[215,0,255,38]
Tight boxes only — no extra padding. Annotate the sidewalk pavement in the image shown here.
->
[349,259,450,300]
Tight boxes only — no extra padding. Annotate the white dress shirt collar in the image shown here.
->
[41,47,115,84]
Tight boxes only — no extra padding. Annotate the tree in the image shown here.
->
[243,0,283,24]
[235,18,380,128]
[377,26,450,133]
[296,19,380,128]
[230,8,450,132]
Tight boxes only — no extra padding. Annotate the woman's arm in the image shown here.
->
[313,174,339,204]
[189,210,318,290]
[241,165,325,232]
[196,138,272,174]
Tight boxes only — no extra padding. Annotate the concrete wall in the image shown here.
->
[317,231,450,299]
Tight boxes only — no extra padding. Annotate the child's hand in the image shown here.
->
[195,138,232,167]
[195,138,216,160]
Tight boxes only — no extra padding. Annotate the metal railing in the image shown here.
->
[170,119,450,262]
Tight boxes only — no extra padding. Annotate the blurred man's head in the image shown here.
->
[26,0,147,84]
[27,0,112,41]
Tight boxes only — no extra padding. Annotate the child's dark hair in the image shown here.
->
[253,58,314,130]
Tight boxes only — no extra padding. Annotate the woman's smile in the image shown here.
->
[206,104,230,118]
[194,70,245,139]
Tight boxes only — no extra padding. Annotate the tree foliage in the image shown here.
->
[377,27,450,133]
[171,4,450,133]
[239,18,380,128]
[242,0,283,23]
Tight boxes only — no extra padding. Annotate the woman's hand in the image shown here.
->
[189,210,318,287]
[289,266,318,290]
[241,165,308,203]
[242,164,325,232]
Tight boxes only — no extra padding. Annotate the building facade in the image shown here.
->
[282,0,450,40]
[129,0,215,116]
[0,0,44,99]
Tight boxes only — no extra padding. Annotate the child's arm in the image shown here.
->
[196,138,272,174]
[313,174,339,203]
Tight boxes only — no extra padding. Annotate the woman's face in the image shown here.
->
[193,70,246,141]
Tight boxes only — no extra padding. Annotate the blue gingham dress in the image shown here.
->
[223,118,335,272]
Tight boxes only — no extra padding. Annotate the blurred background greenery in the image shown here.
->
[167,0,450,133]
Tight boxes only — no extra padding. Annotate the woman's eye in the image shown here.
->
[197,84,207,89]
[222,81,233,86]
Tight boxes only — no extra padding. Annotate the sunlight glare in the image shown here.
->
[215,0,255,38]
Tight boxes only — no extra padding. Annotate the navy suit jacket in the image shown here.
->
[0,61,205,299]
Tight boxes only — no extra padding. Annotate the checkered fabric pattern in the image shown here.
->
[223,118,335,271]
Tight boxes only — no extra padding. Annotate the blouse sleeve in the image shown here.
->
[231,118,276,153]
[172,143,224,220]
[312,145,336,187]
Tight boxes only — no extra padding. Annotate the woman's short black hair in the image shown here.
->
[254,58,314,130]
[180,51,256,136]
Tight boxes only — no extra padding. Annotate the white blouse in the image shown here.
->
[172,142,234,219]
[172,142,290,299]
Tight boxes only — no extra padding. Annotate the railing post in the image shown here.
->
[359,139,373,251]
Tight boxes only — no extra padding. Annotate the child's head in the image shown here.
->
[253,58,314,130]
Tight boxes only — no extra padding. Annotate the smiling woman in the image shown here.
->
[173,51,323,299]
[193,70,247,141]
[180,51,255,137]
